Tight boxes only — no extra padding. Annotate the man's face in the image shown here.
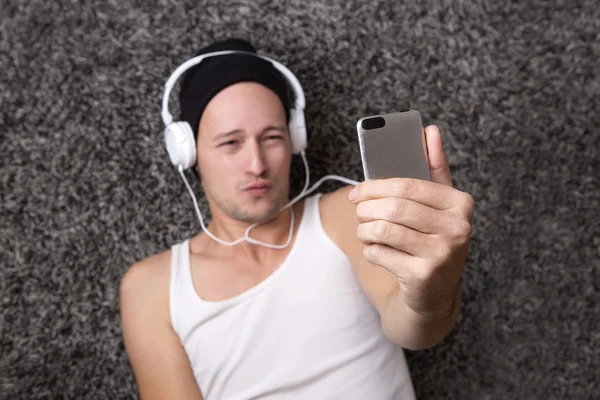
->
[196,82,292,224]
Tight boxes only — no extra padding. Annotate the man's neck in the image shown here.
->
[201,204,297,261]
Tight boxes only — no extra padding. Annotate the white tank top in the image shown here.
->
[169,193,416,400]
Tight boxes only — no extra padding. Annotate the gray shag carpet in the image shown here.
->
[1,1,599,399]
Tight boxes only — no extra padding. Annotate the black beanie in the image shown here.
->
[179,38,293,138]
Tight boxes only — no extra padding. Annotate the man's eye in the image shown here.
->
[266,135,283,141]
[220,140,237,147]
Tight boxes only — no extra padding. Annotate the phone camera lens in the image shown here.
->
[361,117,386,130]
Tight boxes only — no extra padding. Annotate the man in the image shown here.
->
[120,38,474,400]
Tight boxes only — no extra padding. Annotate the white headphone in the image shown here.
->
[160,48,359,248]
[161,50,308,170]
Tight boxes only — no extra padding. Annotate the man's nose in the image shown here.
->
[247,139,267,176]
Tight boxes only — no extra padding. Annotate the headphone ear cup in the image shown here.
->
[164,121,197,169]
[288,108,307,154]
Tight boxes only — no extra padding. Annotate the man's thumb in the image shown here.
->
[424,125,453,187]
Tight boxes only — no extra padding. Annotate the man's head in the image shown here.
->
[178,38,294,224]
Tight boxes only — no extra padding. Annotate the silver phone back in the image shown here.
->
[357,110,431,181]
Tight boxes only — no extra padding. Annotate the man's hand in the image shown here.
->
[348,125,474,321]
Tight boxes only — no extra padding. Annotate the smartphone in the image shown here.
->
[356,110,431,181]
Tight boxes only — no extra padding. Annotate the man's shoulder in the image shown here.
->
[319,185,354,212]
[119,247,183,368]
[120,247,172,300]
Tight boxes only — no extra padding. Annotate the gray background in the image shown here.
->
[1,0,599,399]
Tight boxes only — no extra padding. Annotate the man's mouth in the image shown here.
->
[244,182,272,195]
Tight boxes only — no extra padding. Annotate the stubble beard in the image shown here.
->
[211,185,288,225]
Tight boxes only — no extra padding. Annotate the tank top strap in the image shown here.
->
[302,192,324,230]
[169,238,191,333]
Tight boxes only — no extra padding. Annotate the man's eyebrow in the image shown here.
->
[262,125,287,134]
[213,129,242,142]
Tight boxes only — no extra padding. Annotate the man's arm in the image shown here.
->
[320,126,473,350]
[321,186,460,350]
[120,253,204,400]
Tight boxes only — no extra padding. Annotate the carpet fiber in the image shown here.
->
[1,1,599,399]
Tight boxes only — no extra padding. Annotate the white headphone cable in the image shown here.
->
[178,165,245,246]
[241,150,311,249]
[177,151,359,249]
[178,165,296,248]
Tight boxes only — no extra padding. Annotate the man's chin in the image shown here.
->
[229,197,285,224]
[249,204,285,224]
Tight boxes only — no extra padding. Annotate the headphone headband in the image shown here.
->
[161,50,306,126]
[161,49,308,169]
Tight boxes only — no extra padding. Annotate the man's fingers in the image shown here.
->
[349,177,461,211]
[356,197,456,234]
[357,220,431,256]
[424,125,453,188]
